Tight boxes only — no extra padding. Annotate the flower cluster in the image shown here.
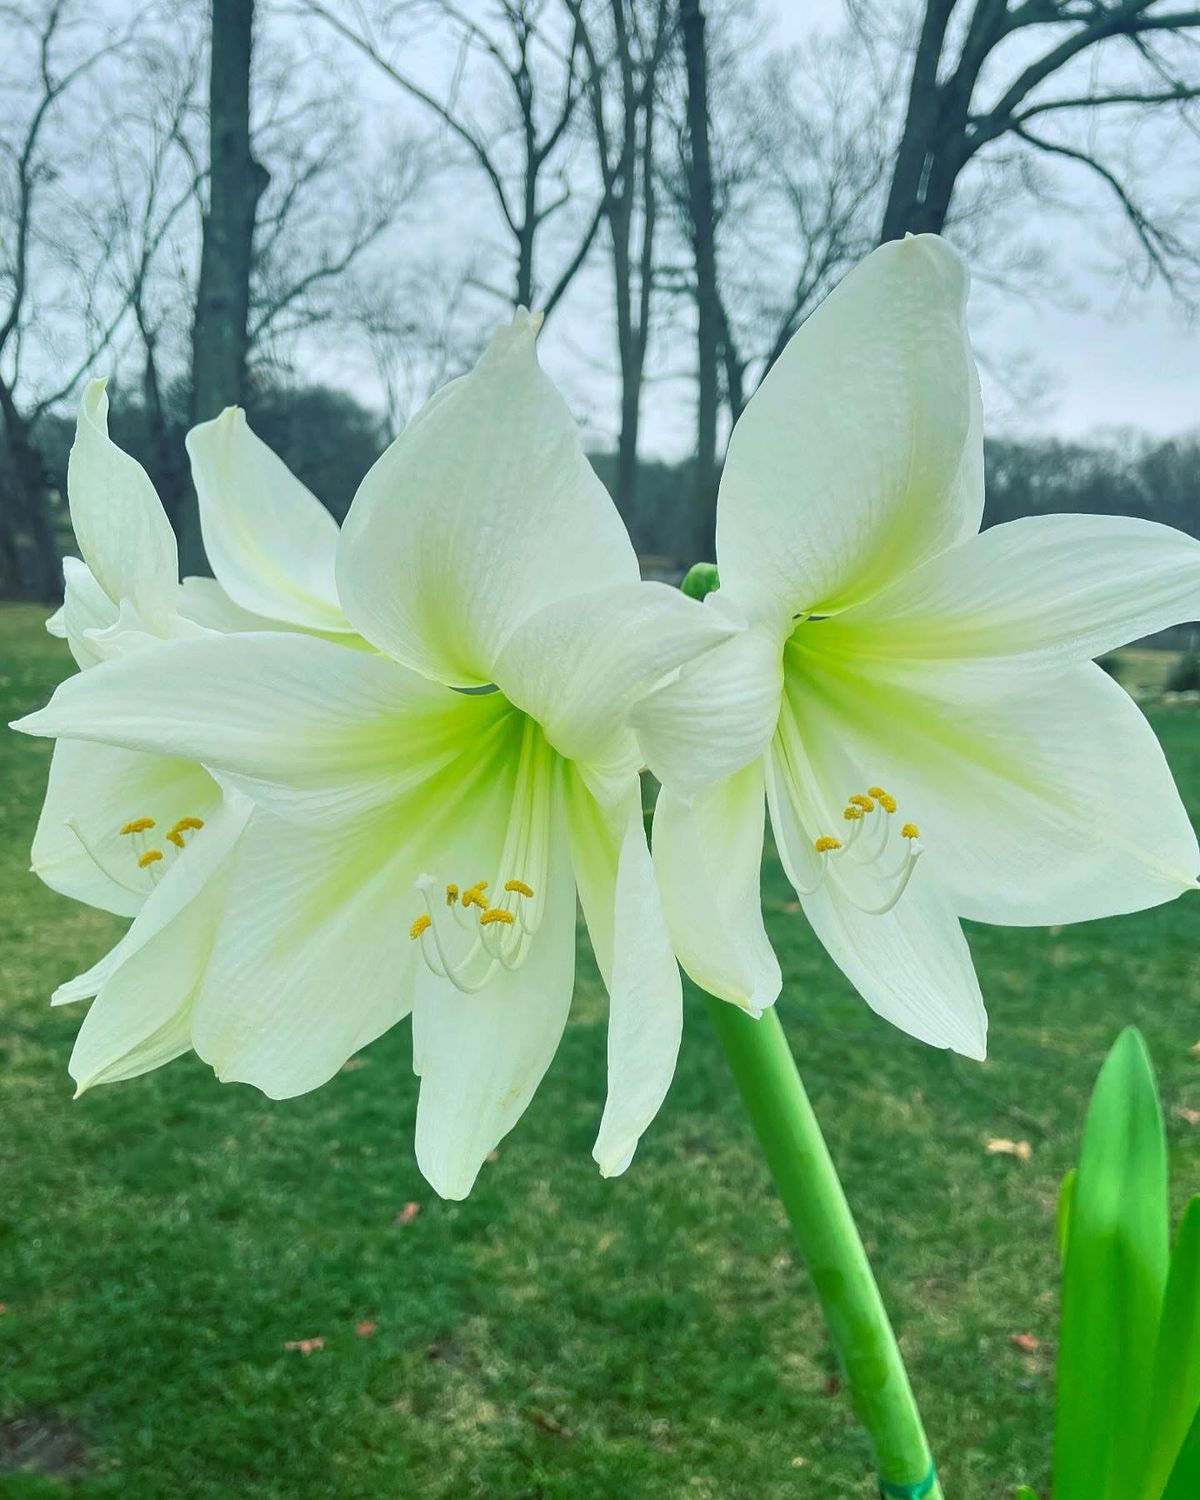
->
[14,237,1200,1198]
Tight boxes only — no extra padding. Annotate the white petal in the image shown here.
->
[784,644,1199,925]
[815,513,1200,675]
[14,631,488,823]
[797,865,988,1060]
[633,612,783,801]
[31,739,221,918]
[191,813,421,1097]
[61,556,118,669]
[337,311,638,686]
[717,235,982,625]
[592,798,683,1177]
[186,408,351,633]
[493,581,735,772]
[412,791,577,1198]
[651,763,781,1015]
[68,380,178,629]
[176,575,283,634]
[69,799,249,1091]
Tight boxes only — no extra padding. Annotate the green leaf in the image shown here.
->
[1141,1198,1200,1499]
[1057,1168,1076,1263]
[1161,1398,1200,1500]
[1054,1028,1170,1500]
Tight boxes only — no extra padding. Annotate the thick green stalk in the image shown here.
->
[705,995,943,1499]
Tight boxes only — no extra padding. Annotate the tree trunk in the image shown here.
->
[0,379,59,601]
[680,0,719,564]
[878,0,956,243]
[188,0,268,575]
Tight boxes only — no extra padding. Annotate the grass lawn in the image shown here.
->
[1,601,1197,1499]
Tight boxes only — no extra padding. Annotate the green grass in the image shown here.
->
[1,602,1197,1499]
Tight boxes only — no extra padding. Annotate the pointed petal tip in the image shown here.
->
[593,1140,636,1180]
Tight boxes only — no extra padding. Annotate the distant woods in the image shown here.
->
[3,0,1200,598]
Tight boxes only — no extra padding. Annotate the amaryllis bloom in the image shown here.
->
[29,381,359,1090]
[635,235,1200,1057]
[18,313,731,1198]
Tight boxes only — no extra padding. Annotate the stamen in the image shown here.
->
[843,806,864,822]
[168,816,204,835]
[137,849,164,868]
[120,816,156,835]
[867,787,885,799]
[445,883,459,905]
[901,823,919,839]
[480,907,515,926]
[814,835,842,853]
[504,879,534,897]
[410,913,432,939]
[877,793,897,814]
[166,830,185,848]
[848,793,875,811]
[461,881,489,909]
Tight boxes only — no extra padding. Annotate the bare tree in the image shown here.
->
[570,0,675,522]
[712,35,890,421]
[301,0,606,318]
[186,0,270,570]
[678,0,719,560]
[879,0,1200,289]
[0,0,136,599]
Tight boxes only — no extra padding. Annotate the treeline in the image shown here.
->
[9,383,1195,579]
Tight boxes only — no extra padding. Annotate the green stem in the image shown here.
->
[705,995,943,1499]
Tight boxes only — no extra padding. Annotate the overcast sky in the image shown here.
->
[275,0,1199,461]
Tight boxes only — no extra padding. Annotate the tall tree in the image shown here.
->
[188,0,269,572]
[572,0,674,524]
[679,0,719,560]
[879,0,1200,286]
[304,0,603,319]
[0,0,134,599]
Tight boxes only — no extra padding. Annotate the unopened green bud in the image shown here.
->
[680,562,719,601]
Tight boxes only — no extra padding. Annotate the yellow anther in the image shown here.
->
[878,793,897,814]
[120,817,156,835]
[901,822,920,840]
[168,815,205,834]
[814,835,842,853]
[409,913,432,939]
[867,786,886,799]
[843,806,864,822]
[504,879,534,898]
[137,848,163,868]
[849,793,875,811]
[479,907,515,926]
[165,830,185,849]
[445,883,459,905]
[462,886,489,910]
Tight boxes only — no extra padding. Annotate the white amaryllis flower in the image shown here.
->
[18,313,732,1198]
[635,234,1200,1057]
[30,380,359,1091]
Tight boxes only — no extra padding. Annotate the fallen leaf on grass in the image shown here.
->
[1010,1333,1041,1352]
[1173,1106,1200,1126]
[355,1320,377,1338]
[340,1057,367,1072]
[526,1409,573,1441]
[393,1202,421,1225]
[485,1150,499,1163]
[986,1137,1032,1162]
[782,901,802,914]
[283,1337,324,1355]
[823,1375,842,1396]
[1190,1041,1200,1057]
[0,1303,7,1315]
